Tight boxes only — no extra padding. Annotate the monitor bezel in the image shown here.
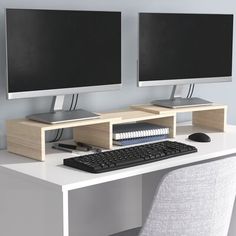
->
[138,12,233,87]
[5,8,122,100]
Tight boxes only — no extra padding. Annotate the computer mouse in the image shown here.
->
[188,132,211,142]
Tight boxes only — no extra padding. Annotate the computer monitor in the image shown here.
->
[6,9,121,123]
[138,13,233,108]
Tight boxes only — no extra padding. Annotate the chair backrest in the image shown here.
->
[139,156,236,236]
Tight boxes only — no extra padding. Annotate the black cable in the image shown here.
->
[54,94,79,142]
[55,94,75,141]
[189,84,195,98]
[186,84,193,98]
[69,94,75,111]
[50,129,60,143]
[55,128,64,141]
[50,94,78,142]
[73,94,79,110]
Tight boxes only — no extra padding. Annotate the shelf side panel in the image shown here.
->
[6,120,45,161]
[73,122,112,149]
[144,115,176,138]
[192,108,227,131]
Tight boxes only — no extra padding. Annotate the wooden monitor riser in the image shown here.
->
[6,104,226,161]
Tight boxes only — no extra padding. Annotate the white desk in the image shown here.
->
[1,124,236,236]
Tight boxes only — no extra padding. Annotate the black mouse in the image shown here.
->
[188,132,211,142]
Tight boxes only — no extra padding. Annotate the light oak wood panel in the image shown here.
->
[73,122,112,149]
[131,104,227,115]
[7,104,225,161]
[192,108,227,131]
[131,104,174,115]
[100,109,171,124]
[6,120,45,161]
[131,104,227,133]
[144,115,176,138]
[10,117,120,131]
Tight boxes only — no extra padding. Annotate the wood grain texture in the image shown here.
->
[144,115,176,138]
[73,122,112,149]
[131,104,227,115]
[10,117,120,131]
[100,109,171,124]
[131,104,174,115]
[131,104,227,133]
[192,108,227,131]
[8,104,226,161]
[6,120,45,161]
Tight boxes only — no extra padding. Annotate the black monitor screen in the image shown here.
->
[139,13,233,83]
[6,9,121,93]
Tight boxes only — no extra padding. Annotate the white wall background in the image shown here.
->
[0,0,235,149]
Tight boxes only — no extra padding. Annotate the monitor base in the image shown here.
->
[27,109,100,124]
[152,97,212,109]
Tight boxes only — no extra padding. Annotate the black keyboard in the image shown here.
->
[63,141,197,173]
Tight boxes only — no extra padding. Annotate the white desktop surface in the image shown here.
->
[1,123,236,236]
[1,123,236,191]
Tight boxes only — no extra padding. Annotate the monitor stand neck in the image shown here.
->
[152,84,212,109]
[51,95,65,111]
[170,85,181,100]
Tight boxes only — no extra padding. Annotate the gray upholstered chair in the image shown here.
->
[111,156,236,236]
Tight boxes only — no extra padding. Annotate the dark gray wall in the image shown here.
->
[0,0,235,149]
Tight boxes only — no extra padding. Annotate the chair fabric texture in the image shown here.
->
[111,156,236,236]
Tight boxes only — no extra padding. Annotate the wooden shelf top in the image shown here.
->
[7,109,175,131]
[6,117,121,131]
[99,109,174,124]
[131,104,227,115]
